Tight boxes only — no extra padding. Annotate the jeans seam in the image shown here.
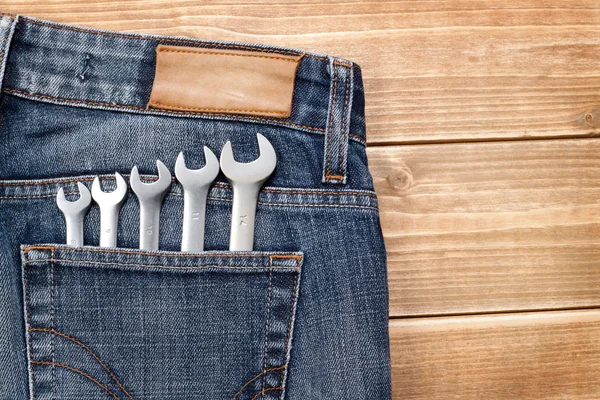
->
[3,88,366,144]
[261,261,274,395]
[30,361,121,400]
[29,328,135,400]
[50,248,56,400]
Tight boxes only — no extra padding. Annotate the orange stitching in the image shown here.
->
[232,366,286,399]
[31,361,120,400]
[3,88,332,134]
[158,48,300,63]
[261,262,274,393]
[280,270,299,387]
[338,67,351,180]
[251,387,283,400]
[349,132,364,142]
[269,254,303,265]
[333,60,352,68]
[50,248,56,395]
[23,245,300,260]
[24,254,35,398]
[149,102,288,116]
[325,65,338,178]
[24,258,298,271]
[30,328,135,400]
[324,174,345,180]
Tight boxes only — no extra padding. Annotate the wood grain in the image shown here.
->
[369,139,600,317]
[391,309,600,399]
[2,0,599,144]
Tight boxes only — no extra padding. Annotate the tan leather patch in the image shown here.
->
[148,45,303,118]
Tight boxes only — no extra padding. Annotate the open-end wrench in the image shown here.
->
[56,182,92,247]
[130,160,172,251]
[91,172,128,248]
[220,133,277,251]
[175,148,219,252]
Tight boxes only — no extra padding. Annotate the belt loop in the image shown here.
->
[322,56,354,185]
[0,14,17,101]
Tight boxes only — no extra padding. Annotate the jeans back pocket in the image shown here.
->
[21,245,303,400]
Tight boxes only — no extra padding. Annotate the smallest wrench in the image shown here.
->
[56,182,92,247]
[91,172,128,248]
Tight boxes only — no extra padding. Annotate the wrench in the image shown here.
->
[91,172,128,248]
[56,182,92,247]
[130,160,172,251]
[220,133,277,251]
[175,148,219,252]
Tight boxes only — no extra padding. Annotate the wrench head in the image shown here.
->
[175,147,219,188]
[56,182,92,215]
[91,172,128,207]
[130,159,172,200]
[219,133,277,184]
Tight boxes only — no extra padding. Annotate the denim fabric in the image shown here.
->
[0,13,390,400]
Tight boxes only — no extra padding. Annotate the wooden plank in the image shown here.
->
[369,139,600,317]
[2,1,599,144]
[390,310,600,400]
[390,309,600,400]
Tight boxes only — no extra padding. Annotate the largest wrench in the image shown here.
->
[130,160,172,250]
[220,133,276,251]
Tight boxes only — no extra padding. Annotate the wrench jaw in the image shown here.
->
[56,182,92,247]
[91,172,128,206]
[175,147,220,187]
[130,160,173,251]
[175,148,220,252]
[220,133,277,251]
[219,133,277,185]
[91,173,128,248]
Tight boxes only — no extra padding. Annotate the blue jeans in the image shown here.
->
[0,14,391,399]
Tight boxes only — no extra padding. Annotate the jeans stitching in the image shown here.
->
[148,102,289,115]
[251,387,282,400]
[24,258,296,271]
[23,246,303,261]
[31,361,121,400]
[325,64,338,179]
[50,248,56,400]
[338,67,351,179]
[157,48,300,63]
[261,261,274,394]
[231,366,286,399]
[24,253,36,400]
[2,88,367,143]
[29,328,135,400]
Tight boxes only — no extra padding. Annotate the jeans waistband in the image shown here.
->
[0,13,366,185]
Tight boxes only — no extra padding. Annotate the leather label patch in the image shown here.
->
[148,45,303,118]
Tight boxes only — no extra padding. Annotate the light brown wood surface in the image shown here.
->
[3,1,599,398]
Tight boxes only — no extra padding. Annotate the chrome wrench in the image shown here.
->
[91,172,128,247]
[130,160,172,251]
[56,182,92,246]
[220,133,277,251]
[175,148,219,252]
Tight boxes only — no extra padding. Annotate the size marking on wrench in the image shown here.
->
[220,133,277,251]
[175,147,219,252]
[91,172,128,248]
[130,160,172,251]
[56,182,92,247]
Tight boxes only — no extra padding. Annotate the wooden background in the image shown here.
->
[3,1,599,398]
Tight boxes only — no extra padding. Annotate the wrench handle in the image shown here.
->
[65,215,85,247]
[229,183,261,251]
[139,199,162,251]
[99,204,121,248]
[181,188,210,252]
